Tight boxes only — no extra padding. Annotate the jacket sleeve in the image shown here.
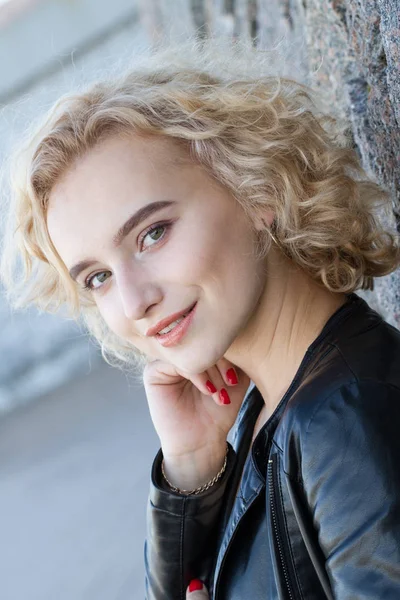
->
[144,443,236,600]
[301,380,400,599]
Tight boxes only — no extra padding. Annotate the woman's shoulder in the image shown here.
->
[274,310,400,463]
[300,295,400,415]
[276,373,400,484]
[333,299,400,384]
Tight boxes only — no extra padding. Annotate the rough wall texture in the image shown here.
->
[141,0,400,326]
[298,0,400,324]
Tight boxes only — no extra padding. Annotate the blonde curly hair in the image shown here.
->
[1,38,399,368]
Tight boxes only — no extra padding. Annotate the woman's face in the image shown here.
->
[47,134,270,374]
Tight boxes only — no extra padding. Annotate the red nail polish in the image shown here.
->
[226,368,238,385]
[219,388,231,404]
[189,579,203,592]
[206,380,217,394]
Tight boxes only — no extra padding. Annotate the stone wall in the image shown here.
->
[294,0,400,325]
[140,0,400,326]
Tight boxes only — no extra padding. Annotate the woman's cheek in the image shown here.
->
[96,293,157,358]
[95,292,128,340]
[167,236,214,282]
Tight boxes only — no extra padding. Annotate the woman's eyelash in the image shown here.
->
[82,220,173,291]
[82,273,108,291]
[83,280,93,291]
[138,220,172,251]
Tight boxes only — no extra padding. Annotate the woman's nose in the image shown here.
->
[116,269,162,322]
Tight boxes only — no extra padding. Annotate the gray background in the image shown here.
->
[0,0,149,414]
[0,2,159,599]
[0,362,159,600]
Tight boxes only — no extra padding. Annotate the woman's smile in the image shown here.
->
[47,134,269,373]
[151,302,197,348]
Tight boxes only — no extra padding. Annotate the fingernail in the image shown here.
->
[189,579,203,592]
[219,388,231,404]
[206,380,217,394]
[226,368,238,385]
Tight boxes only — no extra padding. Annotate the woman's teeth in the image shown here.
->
[157,313,188,335]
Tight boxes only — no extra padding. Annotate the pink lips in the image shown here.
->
[145,302,196,337]
[153,303,197,348]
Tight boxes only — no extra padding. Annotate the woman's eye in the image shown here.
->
[82,223,171,291]
[141,224,168,250]
[84,270,111,291]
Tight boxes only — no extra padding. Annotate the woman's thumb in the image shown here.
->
[186,579,209,599]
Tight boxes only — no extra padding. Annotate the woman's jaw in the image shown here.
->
[46,133,345,392]
[129,282,268,376]
[46,133,271,376]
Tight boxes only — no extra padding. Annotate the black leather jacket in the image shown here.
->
[145,293,400,599]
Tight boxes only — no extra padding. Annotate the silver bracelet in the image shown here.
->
[161,444,229,495]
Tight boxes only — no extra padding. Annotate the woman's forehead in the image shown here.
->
[45,134,210,266]
[48,134,191,211]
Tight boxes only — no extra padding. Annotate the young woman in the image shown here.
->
[2,40,400,600]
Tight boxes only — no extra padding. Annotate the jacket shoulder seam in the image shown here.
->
[327,341,358,381]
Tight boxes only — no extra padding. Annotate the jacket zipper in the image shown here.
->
[269,455,301,600]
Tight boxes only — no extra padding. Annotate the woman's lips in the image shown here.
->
[154,303,197,348]
[145,301,196,337]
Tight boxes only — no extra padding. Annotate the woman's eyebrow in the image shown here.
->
[68,199,176,281]
[112,199,176,247]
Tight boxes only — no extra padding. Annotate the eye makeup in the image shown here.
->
[82,219,175,291]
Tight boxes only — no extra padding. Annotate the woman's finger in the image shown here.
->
[175,367,229,405]
[214,356,240,387]
[215,357,251,391]
[186,579,209,599]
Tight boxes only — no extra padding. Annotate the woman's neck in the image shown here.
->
[225,248,347,416]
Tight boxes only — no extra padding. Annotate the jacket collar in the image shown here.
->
[234,292,376,474]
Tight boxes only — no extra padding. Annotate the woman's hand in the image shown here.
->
[143,357,250,490]
[186,579,209,599]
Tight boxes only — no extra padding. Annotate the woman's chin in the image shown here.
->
[173,350,227,376]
